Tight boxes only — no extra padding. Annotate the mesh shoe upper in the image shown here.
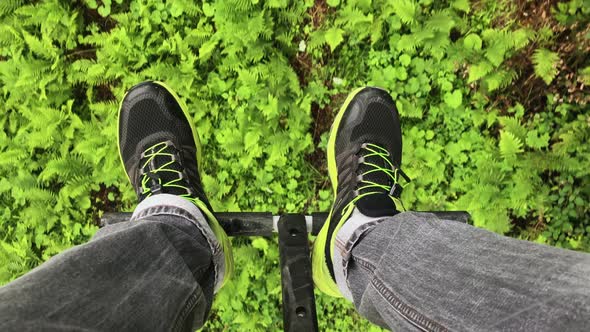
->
[118,82,209,208]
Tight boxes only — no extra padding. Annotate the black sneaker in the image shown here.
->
[118,81,233,288]
[312,87,410,297]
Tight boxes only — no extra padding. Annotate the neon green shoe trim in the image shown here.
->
[192,199,234,289]
[117,81,233,288]
[312,87,365,298]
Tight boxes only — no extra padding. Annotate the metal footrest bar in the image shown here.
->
[100,211,471,236]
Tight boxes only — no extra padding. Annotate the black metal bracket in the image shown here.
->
[100,211,471,331]
[277,214,318,332]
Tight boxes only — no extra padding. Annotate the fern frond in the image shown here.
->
[396,35,418,52]
[532,48,560,85]
[392,0,417,25]
[426,11,455,33]
[0,24,23,47]
[484,69,518,91]
[499,116,527,140]
[509,29,532,50]
[38,156,92,184]
[468,61,493,83]
[0,0,24,18]
[499,131,524,158]
[62,175,92,200]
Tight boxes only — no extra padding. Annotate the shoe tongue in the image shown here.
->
[357,194,398,217]
[356,145,398,217]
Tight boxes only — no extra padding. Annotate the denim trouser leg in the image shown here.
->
[2,207,589,331]
[0,196,216,332]
[339,212,590,331]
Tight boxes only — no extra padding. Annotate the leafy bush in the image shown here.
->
[0,0,588,331]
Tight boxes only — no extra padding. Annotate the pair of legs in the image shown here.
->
[1,83,588,331]
[1,203,588,331]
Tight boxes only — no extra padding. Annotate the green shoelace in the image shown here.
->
[139,141,198,203]
[341,143,410,216]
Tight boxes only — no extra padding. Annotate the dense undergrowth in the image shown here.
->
[0,0,588,330]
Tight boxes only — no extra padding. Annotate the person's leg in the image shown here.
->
[337,211,590,331]
[311,86,590,331]
[0,195,216,331]
[0,81,233,331]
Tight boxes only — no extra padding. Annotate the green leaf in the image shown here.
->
[198,38,218,61]
[169,2,184,17]
[97,5,110,17]
[251,238,269,253]
[499,131,524,158]
[579,66,590,85]
[399,54,411,67]
[396,35,417,51]
[526,130,550,149]
[511,29,532,50]
[327,0,340,6]
[202,3,215,17]
[325,27,344,52]
[86,0,98,9]
[444,90,463,109]
[452,0,470,13]
[532,48,560,84]
[499,116,527,140]
[468,61,493,83]
[463,34,482,51]
[485,43,506,67]
[244,131,261,149]
[426,12,455,33]
[392,0,417,24]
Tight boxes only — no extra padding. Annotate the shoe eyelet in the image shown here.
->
[150,185,162,195]
[389,184,403,197]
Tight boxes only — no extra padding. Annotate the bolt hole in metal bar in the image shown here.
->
[100,211,470,332]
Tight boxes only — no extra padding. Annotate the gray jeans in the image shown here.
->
[0,203,589,331]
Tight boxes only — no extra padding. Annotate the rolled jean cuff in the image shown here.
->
[131,194,225,292]
[333,208,387,301]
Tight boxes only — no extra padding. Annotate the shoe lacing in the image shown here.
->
[342,143,411,215]
[138,140,200,205]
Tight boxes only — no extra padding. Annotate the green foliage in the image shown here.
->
[392,0,417,24]
[554,0,590,25]
[312,0,589,242]
[0,0,589,330]
[499,131,524,159]
[466,28,533,91]
[532,48,560,84]
[84,0,124,17]
[325,27,345,52]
